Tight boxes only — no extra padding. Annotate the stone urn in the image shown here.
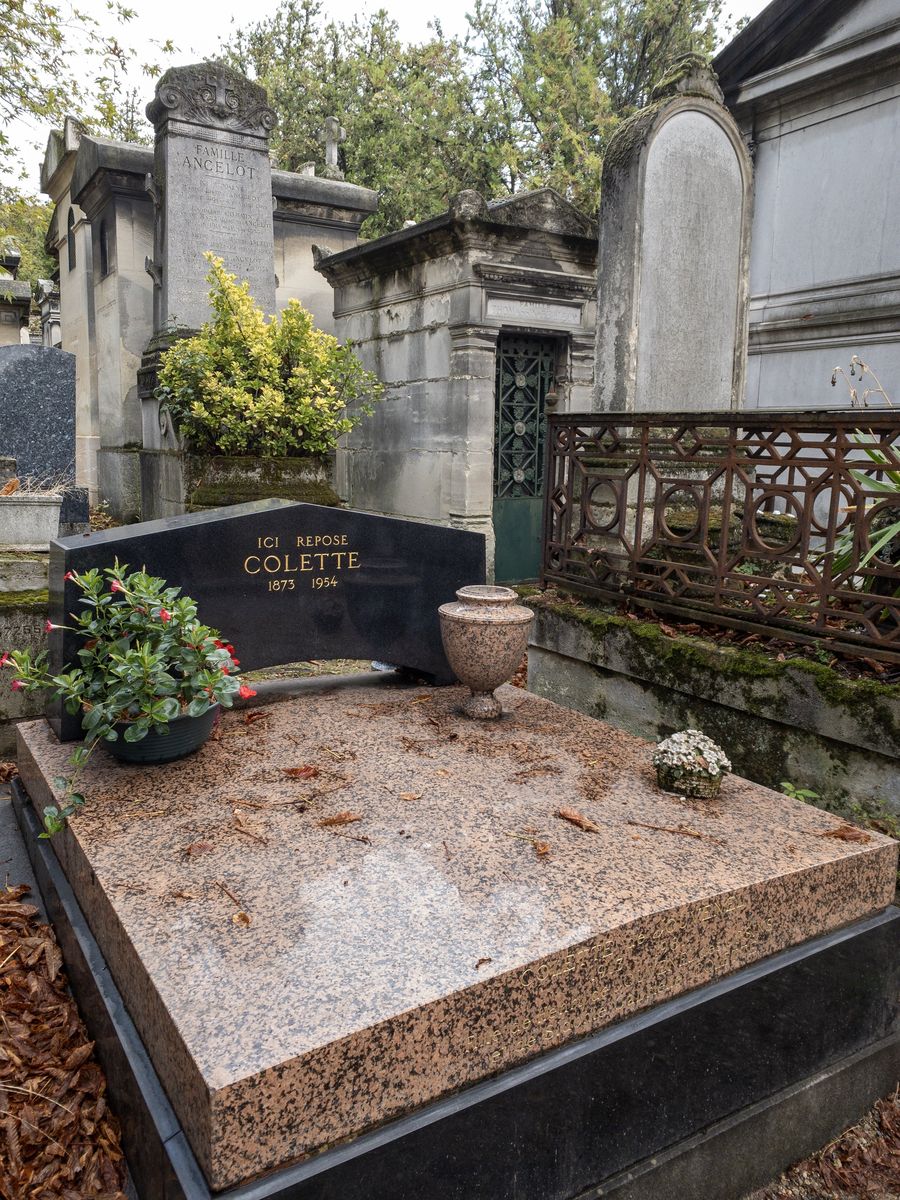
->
[438,585,533,719]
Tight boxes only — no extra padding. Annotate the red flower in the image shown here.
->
[44,619,55,633]
[64,570,76,582]
[110,580,124,593]
[11,680,24,691]
[159,608,172,623]
[213,639,226,649]
[238,683,257,699]
[0,652,10,668]
[231,656,241,666]
[221,665,230,675]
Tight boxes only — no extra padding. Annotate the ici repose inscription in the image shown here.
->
[244,532,362,591]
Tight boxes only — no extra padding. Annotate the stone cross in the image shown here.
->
[321,116,346,178]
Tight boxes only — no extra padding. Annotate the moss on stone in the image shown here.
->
[0,588,49,609]
[525,590,900,728]
[188,480,340,509]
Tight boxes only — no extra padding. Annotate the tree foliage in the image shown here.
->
[0,184,55,282]
[225,0,726,235]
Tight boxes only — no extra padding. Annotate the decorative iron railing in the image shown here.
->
[541,410,900,663]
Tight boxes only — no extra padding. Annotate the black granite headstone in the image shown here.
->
[49,499,486,740]
[0,344,88,532]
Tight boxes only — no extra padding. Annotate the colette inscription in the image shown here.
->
[243,532,362,591]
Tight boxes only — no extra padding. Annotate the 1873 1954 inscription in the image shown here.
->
[245,532,361,591]
[48,500,486,739]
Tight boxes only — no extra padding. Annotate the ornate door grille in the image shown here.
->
[494,335,556,499]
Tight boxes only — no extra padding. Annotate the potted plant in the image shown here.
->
[653,729,731,799]
[2,560,256,835]
[145,255,382,518]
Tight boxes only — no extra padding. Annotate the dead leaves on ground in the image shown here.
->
[317,811,363,828]
[0,478,20,497]
[282,765,319,780]
[556,806,601,833]
[0,762,18,783]
[0,884,127,1199]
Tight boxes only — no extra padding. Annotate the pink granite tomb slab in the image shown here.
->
[16,683,898,1189]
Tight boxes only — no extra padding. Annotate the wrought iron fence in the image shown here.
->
[541,410,900,663]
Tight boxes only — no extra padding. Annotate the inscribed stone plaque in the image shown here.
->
[48,499,486,739]
[147,63,278,329]
[593,56,751,414]
[635,110,744,411]
[486,297,582,326]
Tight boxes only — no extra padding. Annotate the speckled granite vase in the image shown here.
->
[438,585,534,719]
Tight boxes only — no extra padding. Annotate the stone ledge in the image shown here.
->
[14,682,898,1188]
[525,593,900,809]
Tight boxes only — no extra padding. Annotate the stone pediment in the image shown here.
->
[146,62,277,137]
[487,188,595,238]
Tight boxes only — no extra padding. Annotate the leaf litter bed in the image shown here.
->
[0,883,127,1200]
[746,1087,900,1199]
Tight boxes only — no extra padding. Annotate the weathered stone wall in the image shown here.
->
[0,552,49,755]
[526,593,900,815]
[716,4,900,410]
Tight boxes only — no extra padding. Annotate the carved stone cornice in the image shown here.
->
[146,62,276,138]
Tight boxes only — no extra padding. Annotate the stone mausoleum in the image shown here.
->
[40,104,377,519]
[315,188,598,582]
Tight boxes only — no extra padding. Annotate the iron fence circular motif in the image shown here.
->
[660,485,703,542]
[863,501,900,567]
[584,480,621,533]
[749,489,802,554]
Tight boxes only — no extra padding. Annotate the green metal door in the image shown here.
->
[493,333,556,583]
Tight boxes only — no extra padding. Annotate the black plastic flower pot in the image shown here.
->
[105,706,220,765]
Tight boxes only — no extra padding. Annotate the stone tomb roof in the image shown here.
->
[53,132,376,226]
[315,187,597,284]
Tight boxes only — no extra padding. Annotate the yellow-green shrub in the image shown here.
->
[155,255,381,457]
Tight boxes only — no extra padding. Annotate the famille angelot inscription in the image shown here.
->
[243,530,362,591]
[181,142,260,179]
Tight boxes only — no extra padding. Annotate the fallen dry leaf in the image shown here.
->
[283,765,319,780]
[534,841,551,857]
[556,806,601,833]
[232,911,251,927]
[184,840,215,858]
[170,889,198,901]
[821,824,872,843]
[627,819,724,844]
[317,811,363,827]
[0,761,18,782]
[243,710,268,725]
[0,478,20,496]
[398,792,422,801]
[475,957,493,969]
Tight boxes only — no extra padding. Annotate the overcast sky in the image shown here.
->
[7,0,771,192]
